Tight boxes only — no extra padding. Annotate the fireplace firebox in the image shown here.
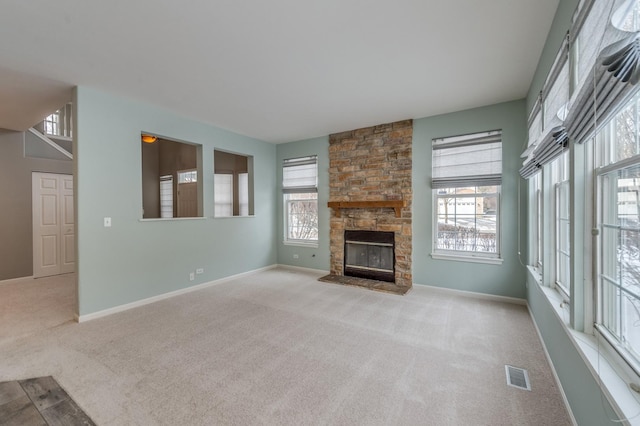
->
[344,230,395,282]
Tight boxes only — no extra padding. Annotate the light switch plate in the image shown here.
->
[104,217,112,227]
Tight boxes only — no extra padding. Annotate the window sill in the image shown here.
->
[139,217,207,222]
[212,215,255,219]
[530,272,640,422]
[430,252,503,265]
[283,241,319,249]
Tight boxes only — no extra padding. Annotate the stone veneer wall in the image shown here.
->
[328,119,412,288]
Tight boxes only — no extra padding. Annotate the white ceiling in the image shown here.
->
[0,0,559,143]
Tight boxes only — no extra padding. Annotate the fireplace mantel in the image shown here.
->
[327,200,406,218]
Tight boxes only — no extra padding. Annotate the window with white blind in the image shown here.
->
[521,0,640,415]
[238,173,249,216]
[214,173,234,217]
[160,175,173,219]
[283,156,318,245]
[432,130,502,262]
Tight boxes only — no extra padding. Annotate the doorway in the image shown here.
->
[32,172,75,278]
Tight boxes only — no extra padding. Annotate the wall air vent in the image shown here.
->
[505,365,531,391]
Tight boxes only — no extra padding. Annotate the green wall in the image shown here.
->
[275,101,528,300]
[276,136,330,271]
[412,100,528,299]
[527,274,619,425]
[75,87,277,316]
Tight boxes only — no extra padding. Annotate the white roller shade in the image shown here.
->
[214,173,233,217]
[566,0,640,143]
[544,61,571,130]
[432,130,502,189]
[520,127,569,179]
[528,108,543,148]
[283,156,318,194]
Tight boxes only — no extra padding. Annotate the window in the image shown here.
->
[283,156,318,245]
[177,170,197,184]
[159,175,173,219]
[615,0,640,32]
[238,173,249,216]
[522,0,640,415]
[214,173,233,217]
[42,103,72,138]
[531,172,543,271]
[432,130,502,261]
[214,150,254,217]
[596,93,640,371]
[598,162,640,370]
[44,112,59,136]
[553,153,571,296]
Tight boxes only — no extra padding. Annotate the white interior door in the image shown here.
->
[60,175,75,274]
[33,172,75,278]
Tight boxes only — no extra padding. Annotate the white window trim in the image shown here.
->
[595,156,640,378]
[139,217,207,222]
[430,252,503,265]
[555,179,571,296]
[283,240,319,248]
[283,193,318,245]
[283,156,319,245]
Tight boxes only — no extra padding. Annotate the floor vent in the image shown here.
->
[505,365,531,391]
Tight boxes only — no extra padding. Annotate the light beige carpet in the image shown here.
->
[0,268,572,425]
[0,274,76,346]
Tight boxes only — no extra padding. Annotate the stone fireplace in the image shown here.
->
[322,119,412,293]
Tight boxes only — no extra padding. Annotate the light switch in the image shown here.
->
[104,217,112,227]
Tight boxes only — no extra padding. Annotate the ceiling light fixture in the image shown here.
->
[141,134,157,143]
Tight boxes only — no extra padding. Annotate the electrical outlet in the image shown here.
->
[189,272,195,281]
[196,268,204,274]
[293,254,299,259]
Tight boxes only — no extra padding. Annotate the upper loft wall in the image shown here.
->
[526,0,580,114]
[74,87,277,317]
[24,130,72,161]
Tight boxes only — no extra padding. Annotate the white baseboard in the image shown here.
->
[276,264,329,275]
[527,304,578,426]
[414,282,527,305]
[0,275,34,286]
[76,264,278,323]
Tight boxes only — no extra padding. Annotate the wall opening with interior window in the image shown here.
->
[141,134,202,219]
[213,149,254,217]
